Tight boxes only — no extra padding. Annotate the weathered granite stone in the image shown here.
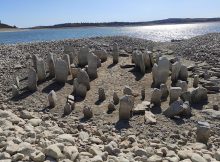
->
[196,121,210,144]
[171,61,181,83]
[36,58,46,81]
[190,87,208,104]
[64,103,72,115]
[145,111,156,124]
[87,53,98,79]
[78,46,89,66]
[152,56,170,87]
[63,54,71,74]
[112,43,119,64]
[170,87,182,104]
[160,84,169,101]
[98,88,106,101]
[64,45,76,64]
[48,90,57,108]
[176,80,188,92]
[151,88,162,106]
[94,49,107,62]
[113,91,119,105]
[70,64,79,80]
[164,100,191,118]
[180,91,191,103]
[108,101,116,112]
[83,106,93,119]
[193,75,199,88]
[73,78,87,98]
[77,69,90,90]
[119,95,134,120]
[179,65,188,81]
[28,68,37,91]
[12,84,19,98]
[143,51,151,69]
[15,76,20,88]
[136,52,145,74]
[32,54,38,71]
[55,59,68,83]
[123,86,133,96]
[47,53,55,77]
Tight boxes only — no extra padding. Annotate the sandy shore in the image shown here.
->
[0,35,220,161]
[0,28,28,32]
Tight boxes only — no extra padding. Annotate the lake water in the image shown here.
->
[1,22,220,44]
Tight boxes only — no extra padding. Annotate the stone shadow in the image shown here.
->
[120,64,135,69]
[191,101,209,110]
[42,82,65,93]
[170,117,185,125]
[129,67,145,81]
[150,106,162,114]
[115,120,131,131]
[11,88,35,101]
[107,63,117,69]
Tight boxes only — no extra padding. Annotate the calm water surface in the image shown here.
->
[1,22,220,44]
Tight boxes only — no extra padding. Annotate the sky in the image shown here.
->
[1,0,220,28]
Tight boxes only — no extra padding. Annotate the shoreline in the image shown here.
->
[0,28,28,32]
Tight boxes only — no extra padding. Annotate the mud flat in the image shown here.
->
[0,35,219,162]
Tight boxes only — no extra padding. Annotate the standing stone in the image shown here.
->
[141,87,145,100]
[73,78,87,98]
[112,43,119,64]
[160,84,169,101]
[98,88,106,101]
[63,54,71,74]
[55,59,68,83]
[78,46,89,66]
[119,95,134,120]
[87,53,98,79]
[176,80,188,92]
[67,95,75,110]
[123,86,133,95]
[171,61,181,83]
[14,76,20,88]
[97,58,101,68]
[36,58,47,81]
[151,88,162,106]
[143,51,151,69]
[170,87,182,104]
[48,90,57,108]
[28,68,37,91]
[70,64,79,80]
[148,51,155,67]
[179,65,188,81]
[64,45,76,64]
[77,69,90,90]
[47,53,55,77]
[113,91,119,105]
[12,84,19,98]
[152,56,170,87]
[193,75,199,88]
[94,49,107,62]
[196,121,210,144]
[83,106,93,119]
[190,87,208,104]
[180,91,191,103]
[32,55,38,71]
[136,52,145,74]
[108,101,116,112]
[64,103,72,115]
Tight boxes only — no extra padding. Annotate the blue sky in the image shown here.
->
[1,0,220,27]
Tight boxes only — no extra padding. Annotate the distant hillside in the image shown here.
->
[31,18,220,29]
[0,23,16,29]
